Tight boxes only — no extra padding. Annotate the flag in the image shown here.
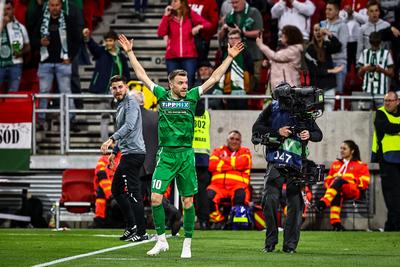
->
[0,97,33,171]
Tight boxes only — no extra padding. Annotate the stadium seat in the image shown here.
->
[56,169,96,229]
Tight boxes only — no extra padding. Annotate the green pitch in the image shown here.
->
[0,229,399,267]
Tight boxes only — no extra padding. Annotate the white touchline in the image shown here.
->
[32,235,171,267]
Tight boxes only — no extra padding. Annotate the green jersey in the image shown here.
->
[153,85,201,147]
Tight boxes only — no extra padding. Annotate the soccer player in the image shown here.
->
[118,34,244,258]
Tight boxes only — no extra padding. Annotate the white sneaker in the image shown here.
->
[180,238,192,258]
[147,235,169,256]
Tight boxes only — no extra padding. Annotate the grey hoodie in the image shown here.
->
[111,93,146,155]
[321,18,349,66]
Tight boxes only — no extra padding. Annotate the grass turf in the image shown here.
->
[0,229,399,267]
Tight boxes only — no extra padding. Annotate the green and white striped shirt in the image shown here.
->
[357,48,393,95]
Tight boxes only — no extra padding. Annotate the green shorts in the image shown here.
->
[152,147,198,197]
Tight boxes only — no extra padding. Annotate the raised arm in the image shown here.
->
[118,34,154,90]
[201,42,244,93]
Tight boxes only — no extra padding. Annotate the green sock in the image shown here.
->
[183,204,195,238]
[152,204,165,235]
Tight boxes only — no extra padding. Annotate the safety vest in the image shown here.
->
[372,106,400,163]
[192,110,211,155]
[128,80,158,110]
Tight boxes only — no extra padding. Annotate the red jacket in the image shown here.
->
[208,145,252,188]
[324,159,370,191]
[157,10,212,59]
[188,0,219,42]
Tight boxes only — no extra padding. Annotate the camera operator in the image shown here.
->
[252,98,322,253]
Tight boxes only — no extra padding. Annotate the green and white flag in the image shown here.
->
[0,97,32,171]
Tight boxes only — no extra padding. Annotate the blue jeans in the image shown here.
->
[134,0,147,11]
[334,62,347,94]
[37,63,75,124]
[0,63,23,92]
[166,58,197,89]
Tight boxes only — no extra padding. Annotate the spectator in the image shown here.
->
[320,0,349,94]
[133,0,147,22]
[358,32,394,99]
[93,152,121,228]
[194,60,224,110]
[0,0,30,93]
[380,0,400,24]
[219,0,263,93]
[83,28,131,140]
[157,0,212,88]
[192,91,212,229]
[316,140,370,231]
[207,130,252,226]
[339,0,368,25]
[371,91,400,231]
[341,6,361,69]
[256,25,304,91]
[131,90,182,236]
[31,0,81,130]
[215,29,253,109]
[305,24,343,111]
[189,0,219,63]
[271,0,316,42]
[356,0,391,62]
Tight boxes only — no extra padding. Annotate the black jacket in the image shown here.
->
[305,36,341,91]
[86,38,131,94]
[30,3,82,62]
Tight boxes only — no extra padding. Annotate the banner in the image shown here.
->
[0,97,33,171]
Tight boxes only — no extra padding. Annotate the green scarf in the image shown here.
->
[215,51,246,95]
[0,29,13,68]
[40,3,69,62]
[225,3,255,32]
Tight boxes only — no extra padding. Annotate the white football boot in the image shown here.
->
[147,234,169,256]
[180,238,192,258]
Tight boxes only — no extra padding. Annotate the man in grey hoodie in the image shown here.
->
[101,75,147,242]
[357,0,392,61]
[321,0,349,94]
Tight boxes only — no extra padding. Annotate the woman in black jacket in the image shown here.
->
[305,23,344,111]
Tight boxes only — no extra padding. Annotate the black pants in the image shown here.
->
[112,153,146,234]
[380,161,400,231]
[263,164,304,250]
[195,166,211,223]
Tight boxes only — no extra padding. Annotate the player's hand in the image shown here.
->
[227,41,244,58]
[101,138,114,154]
[279,126,292,137]
[299,130,310,140]
[118,34,133,52]
[391,26,400,38]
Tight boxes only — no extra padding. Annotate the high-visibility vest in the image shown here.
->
[192,110,211,155]
[372,106,400,163]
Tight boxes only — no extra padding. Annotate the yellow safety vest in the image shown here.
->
[372,106,400,163]
[192,110,211,155]
[127,80,158,110]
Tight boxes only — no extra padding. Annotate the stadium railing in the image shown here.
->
[1,93,385,155]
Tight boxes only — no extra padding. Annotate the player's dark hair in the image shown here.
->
[109,75,127,84]
[168,69,188,82]
[343,140,361,161]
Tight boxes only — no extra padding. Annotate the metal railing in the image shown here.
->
[1,93,385,155]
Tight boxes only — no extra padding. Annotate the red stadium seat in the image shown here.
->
[60,169,96,214]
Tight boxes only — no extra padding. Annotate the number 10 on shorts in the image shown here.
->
[152,179,162,190]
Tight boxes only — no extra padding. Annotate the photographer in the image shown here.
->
[252,88,322,253]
